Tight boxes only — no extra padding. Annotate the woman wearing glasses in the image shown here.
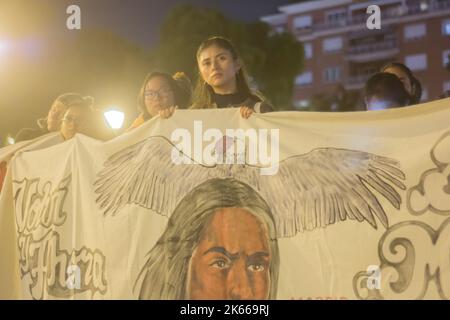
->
[127,71,192,131]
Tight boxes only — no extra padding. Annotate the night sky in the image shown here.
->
[47,0,295,48]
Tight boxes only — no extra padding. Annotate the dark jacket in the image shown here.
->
[211,92,273,113]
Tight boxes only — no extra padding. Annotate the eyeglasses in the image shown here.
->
[144,86,173,100]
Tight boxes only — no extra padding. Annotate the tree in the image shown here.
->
[0,27,153,140]
[152,5,304,109]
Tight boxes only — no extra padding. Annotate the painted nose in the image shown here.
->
[227,262,253,300]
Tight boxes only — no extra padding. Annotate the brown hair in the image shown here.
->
[365,72,411,109]
[381,62,422,104]
[191,36,265,109]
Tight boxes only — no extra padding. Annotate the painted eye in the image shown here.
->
[210,259,230,269]
[248,263,265,272]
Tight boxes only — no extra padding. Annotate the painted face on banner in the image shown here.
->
[186,207,271,300]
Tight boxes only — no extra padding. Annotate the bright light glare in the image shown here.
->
[0,39,11,56]
[104,108,125,129]
[7,135,15,145]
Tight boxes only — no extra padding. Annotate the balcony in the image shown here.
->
[348,39,398,55]
[293,0,450,35]
[294,26,314,35]
[346,39,399,62]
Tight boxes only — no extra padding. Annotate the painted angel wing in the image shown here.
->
[255,148,406,237]
[94,136,218,216]
[94,135,405,238]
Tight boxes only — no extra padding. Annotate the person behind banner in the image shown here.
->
[380,62,422,105]
[15,93,90,142]
[364,73,411,111]
[136,178,280,300]
[126,71,192,132]
[190,36,273,118]
[59,96,92,140]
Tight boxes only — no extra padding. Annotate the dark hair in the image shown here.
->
[137,71,192,120]
[381,62,422,104]
[365,72,411,109]
[191,36,265,109]
[137,178,280,300]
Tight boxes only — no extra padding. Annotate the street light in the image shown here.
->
[6,135,15,145]
[104,108,125,130]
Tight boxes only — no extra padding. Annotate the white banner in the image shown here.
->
[1,99,450,300]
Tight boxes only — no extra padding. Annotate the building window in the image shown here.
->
[443,50,450,68]
[443,19,450,36]
[420,0,429,11]
[404,23,426,41]
[326,9,347,27]
[386,5,403,17]
[405,54,427,71]
[323,37,343,53]
[293,15,312,30]
[324,67,341,83]
[295,71,313,86]
[303,43,313,59]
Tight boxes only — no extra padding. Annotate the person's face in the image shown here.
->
[383,67,413,96]
[187,207,271,300]
[60,106,88,140]
[365,96,397,111]
[198,45,241,94]
[47,101,68,132]
[144,76,175,118]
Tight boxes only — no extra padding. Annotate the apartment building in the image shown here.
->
[261,0,450,108]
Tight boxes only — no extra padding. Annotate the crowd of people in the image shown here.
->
[12,36,275,144]
[8,35,448,144]
[1,35,449,193]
